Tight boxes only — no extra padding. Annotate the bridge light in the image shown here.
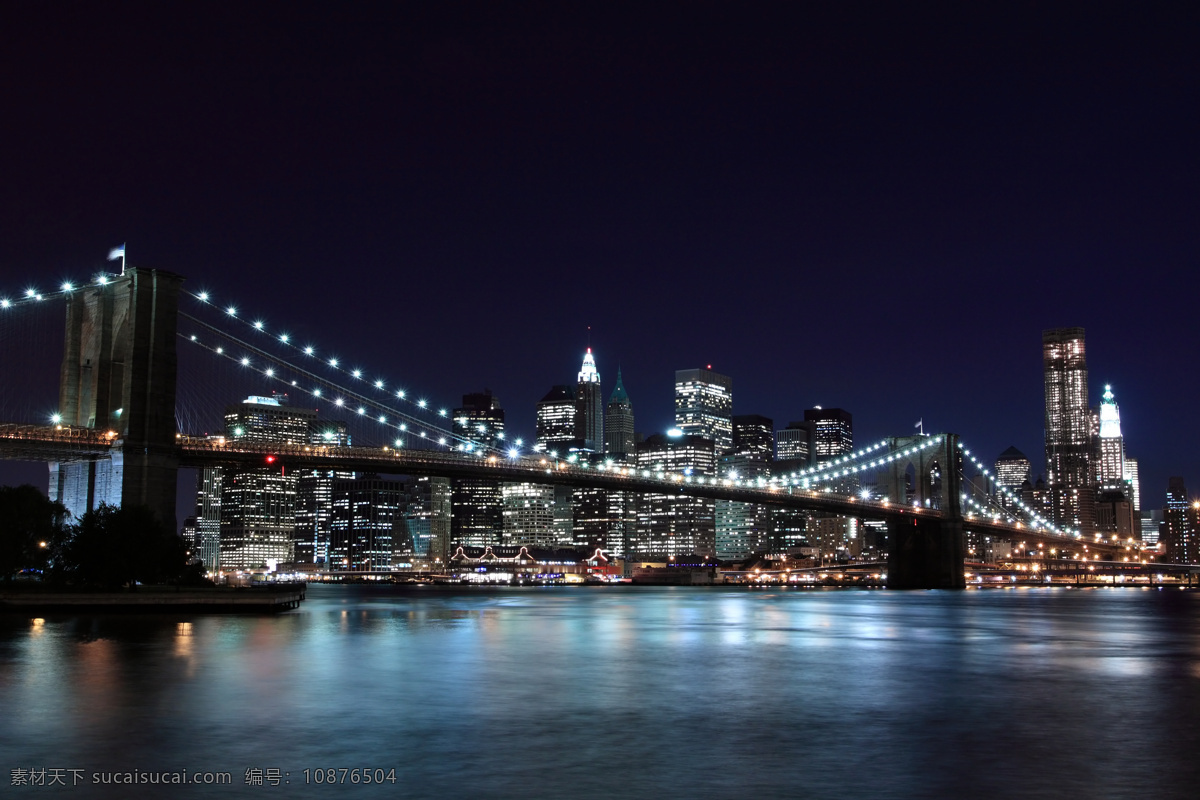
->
[352,369,361,378]
[189,335,196,341]
[378,415,386,423]
[50,413,62,424]
[240,357,250,366]
[265,368,274,377]
[61,282,73,292]
[26,288,36,297]
[335,398,344,406]
[96,275,109,285]
[226,306,237,316]
[197,291,208,302]
[313,389,321,397]
[438,437,447,445]
[279,333,289,343]
[374,380,383,389]
[508,448,519,459]
[394,439,403,448]
[396,390,405,399]
[328,358,338,367]
[266,455,276,464]
[0,299,8,308]
[439,409,447,417]
[357,407,366,415]
[253,320,264,330]
[304,346,314,355]
[417,400,426,408]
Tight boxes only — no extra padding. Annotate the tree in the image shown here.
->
[0,485,72,581]
[61,504,191,589]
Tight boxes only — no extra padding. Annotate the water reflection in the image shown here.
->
[1,587,1198,799]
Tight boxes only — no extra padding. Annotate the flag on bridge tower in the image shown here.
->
[915,418,924,435]
[107,244,126,274]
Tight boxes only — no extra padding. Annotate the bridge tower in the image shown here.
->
[50,267,184,528]
[879,433,966,589]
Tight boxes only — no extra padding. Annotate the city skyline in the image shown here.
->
[0,4,1196,503]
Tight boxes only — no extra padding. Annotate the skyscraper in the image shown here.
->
[604,368,635,459]
[329,474,407,571]
[218,394,316,571]
[633,431,717,558]
[804,407,853,463]
[1097,385,1126,488]
[1163,477,1198,564]
[451,390,505,547]
[994,447,1032,490]
[775,421,815,464]
[575,348,603,453]
[536,385,576,452]
[1043,328,1091,527]
[675,367,733,454]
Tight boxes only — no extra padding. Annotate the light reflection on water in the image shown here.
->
[1,586,1199,799]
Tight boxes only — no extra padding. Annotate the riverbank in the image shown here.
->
[0,583,305,612]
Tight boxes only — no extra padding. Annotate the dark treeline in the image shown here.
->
[0,485,208,589]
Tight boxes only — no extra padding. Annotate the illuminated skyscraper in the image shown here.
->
[219,395,316,571]
[451,390,505,547]
[329,474,408,571]
[604,369,635,459]
[1043,328,1091,527]
[994,447,1031,490]
[775,421,815,464]
[804,407,853,463]
[1097,385,1126,488]
[536,385,576,451]
[1163,478,1198,564]
[633,432,717,558]
[575,348,603,453]
[675,367,733,454]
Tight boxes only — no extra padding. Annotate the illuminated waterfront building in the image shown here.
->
[502,481,560,548]
[293,420,351,566]
[329,474,408,571]
[218,395,316,571]
[451,390,505,547]
[716,415,774,559]
[404,476,452,563]
[633,431,716,558]
[1163,478,1198,564]
[675,367,733,454]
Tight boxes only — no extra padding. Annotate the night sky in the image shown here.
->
[2,3,1198,509]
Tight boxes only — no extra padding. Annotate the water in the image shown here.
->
[2,585,1199,799]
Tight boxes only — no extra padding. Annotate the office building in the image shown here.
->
[994,447,1032,490]
[604,368,635,459]
[502,482,560,548]
[633,431,717,558]
[404,476,452,564]
[451,391,506,547]
[1163,478,1198,564]
[1043,328,1092,527]
[329,474,408,571]
[293,420,351,566]
[536,385,576,452]
[675,367,733,454]
[804,407,853,463]
[1097,385,1126,488]
[716,415,774,559]
[775,421,815,464]
[575,348,603,453]
[218,395,316,571]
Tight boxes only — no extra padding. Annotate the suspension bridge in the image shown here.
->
[0,266,1141,588]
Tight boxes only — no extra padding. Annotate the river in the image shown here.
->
[2,585,1198,798]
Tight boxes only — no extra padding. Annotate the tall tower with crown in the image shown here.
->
[575,348,603,452]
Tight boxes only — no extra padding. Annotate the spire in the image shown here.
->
[578,347,600,384]
[608,367,630,406]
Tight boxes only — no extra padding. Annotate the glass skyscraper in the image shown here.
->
[675,367,733,454]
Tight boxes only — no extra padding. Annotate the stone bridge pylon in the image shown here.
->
[51,267,184,526]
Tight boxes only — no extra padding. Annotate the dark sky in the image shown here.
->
[2,2,1198,508]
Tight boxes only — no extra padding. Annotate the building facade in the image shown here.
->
[675,367,733,455]
[1043,328,1092,528]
